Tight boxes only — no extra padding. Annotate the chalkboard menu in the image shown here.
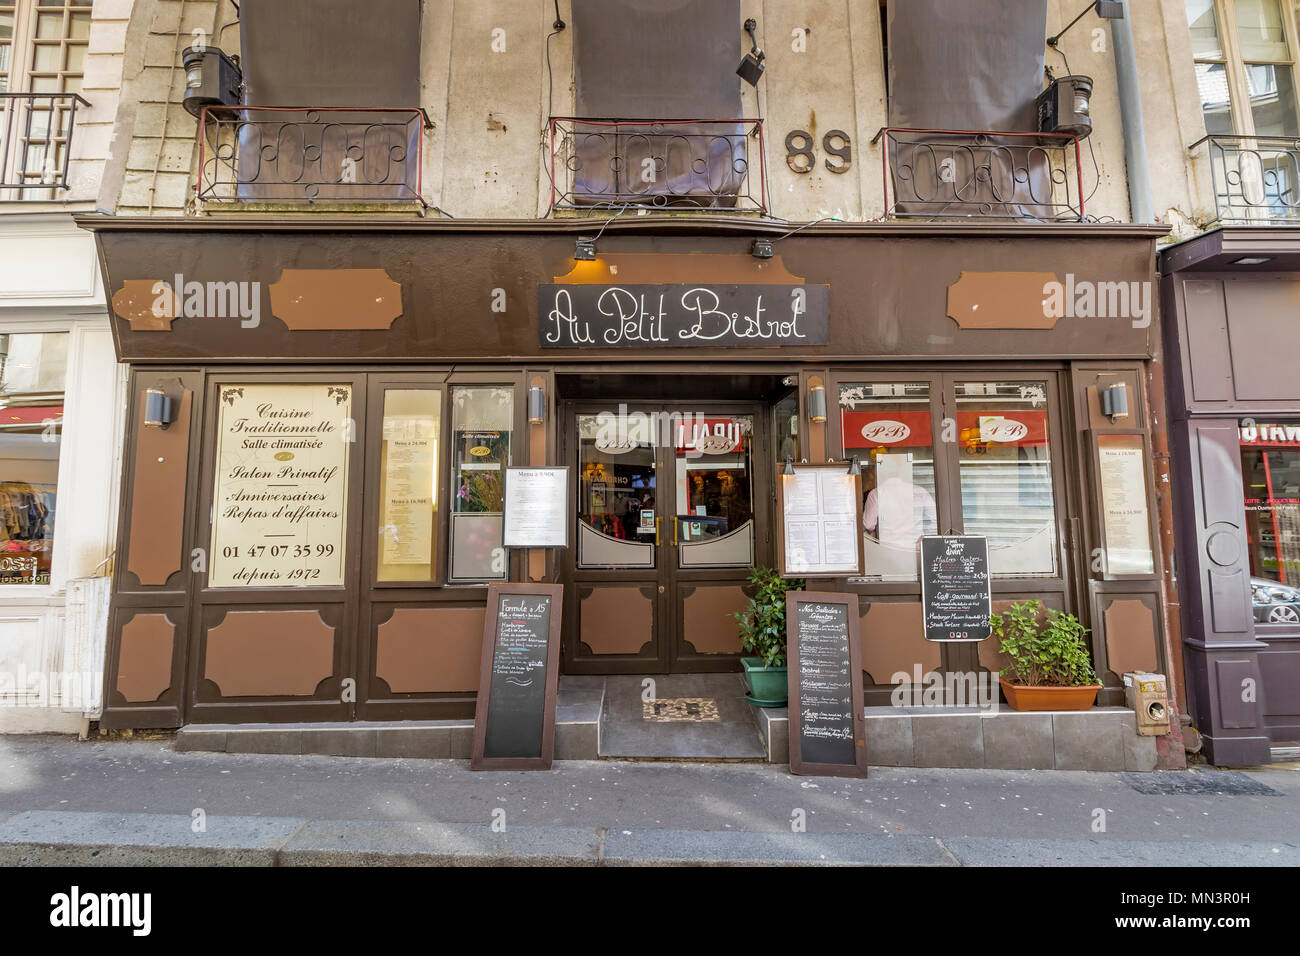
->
[471,583,563,770]
[919,535,992,642]
[786,591,868,777]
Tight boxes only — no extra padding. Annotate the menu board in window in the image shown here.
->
[786,591,868,777]
[209,384,351,587]
[471,583,563,771]
[1096,433,1155,576]
[919,535,992,642]
[777,463,864,578]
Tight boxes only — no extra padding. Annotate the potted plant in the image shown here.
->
[991,600,1102,711]
[733,566,804,706]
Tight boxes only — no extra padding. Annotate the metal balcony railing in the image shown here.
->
[0,93,90,199]
[196,106,431,205]
[545,117,768,214]
[1189,134,1300,225]
[877,128,1085,221]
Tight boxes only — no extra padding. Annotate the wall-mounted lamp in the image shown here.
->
[750,239,774,259]
[1102,382,1129,422]
[181,44,242,119]
[574,237,597,261]
[528,384,546,425]
[1047,1,1125,50]
[783,457,795,477]
[808,379,827,424]
[144,387,177,429]
[1036,74,1095,140]
[737,18,766,87]
[1232,256,1272,266]
[847,456,861,477]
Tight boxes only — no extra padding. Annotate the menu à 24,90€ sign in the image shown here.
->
[209,383,352,587]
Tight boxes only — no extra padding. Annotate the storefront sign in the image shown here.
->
[503,467,571,548]
[1240,423,1300,447]
[538,283,830,348]
[787,591,868,778]
[471,583,563,771]
[209,384,351,587]
[919,535,992,642]
[777,463,864,578]
[1097,435,1155,575]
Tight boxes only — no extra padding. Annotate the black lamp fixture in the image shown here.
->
[528,383,546,425]
[808,379,827,424]
[737,18,766,87]
[750,239,774,259]
[1101,382,1129,422]
[144,387,177,429]
[847,456,861,477]
[782,457,795,477]
[181,43,242,119]
[1037,74,1095,140]
[574,237,597,261]
[1047,0,1125,49]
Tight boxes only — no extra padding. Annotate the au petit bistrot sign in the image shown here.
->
[209,383,351,587]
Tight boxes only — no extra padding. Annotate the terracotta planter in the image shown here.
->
[999,678,1100,712]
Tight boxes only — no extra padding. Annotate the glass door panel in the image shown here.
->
[576,411,657,569]
[672,415,755,569]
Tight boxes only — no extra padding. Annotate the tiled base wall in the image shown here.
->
[758,706,1159,772]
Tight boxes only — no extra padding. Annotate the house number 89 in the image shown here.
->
[785,129,852,174]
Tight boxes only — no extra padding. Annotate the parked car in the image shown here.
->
[1251,577,1300,624]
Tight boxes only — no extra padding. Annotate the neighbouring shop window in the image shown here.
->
[841,383,937,582]
[1240,421,1300,623]
[449,386,513,582]
[378,389,440,582]
[208,383,351,588]
[0,331,65,585]
[955,381,1058,577]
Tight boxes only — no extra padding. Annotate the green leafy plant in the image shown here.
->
[991,599,1097,687]
[733,566,805,668]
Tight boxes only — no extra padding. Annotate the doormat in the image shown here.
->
[1121,771,1279,796]
[642,698,721,722]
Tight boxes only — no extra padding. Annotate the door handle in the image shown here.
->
[654,515,661,546]
[672,516,679,546]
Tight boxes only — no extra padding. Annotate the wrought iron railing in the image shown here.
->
[546,117,767,213]
[197,106,431,204]
[0,93,90,199]
[876,128,1084,221]
[1189,134,1300,225]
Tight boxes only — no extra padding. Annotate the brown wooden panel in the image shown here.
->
[1181,279,1233,404]
[204,609,335,697]
[1102,596,1159,679]
[860,601,940,684]
[126,389,192,586]
[680,585,747,655]
[376,606,483,694]
[580,585,653,655]
[116,612,176,703]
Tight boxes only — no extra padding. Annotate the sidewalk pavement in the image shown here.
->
[0,735,1296,866]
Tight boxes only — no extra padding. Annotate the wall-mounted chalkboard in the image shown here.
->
[786,591,868,777]
[470,582,563,770]
[919,535,992,642]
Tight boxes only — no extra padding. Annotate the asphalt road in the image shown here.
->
[0,735,1295,865]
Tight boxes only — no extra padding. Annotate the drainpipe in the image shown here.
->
[1111,5,1154,223]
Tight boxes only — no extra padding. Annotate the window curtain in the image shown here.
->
[570,0,744,207]
[234,0,422,201]
[886,0,1054,219]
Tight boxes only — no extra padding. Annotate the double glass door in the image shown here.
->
[562,402,771,673]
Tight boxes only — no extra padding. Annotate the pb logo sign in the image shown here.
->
[979,417,1028,443]
[860,420,911,443]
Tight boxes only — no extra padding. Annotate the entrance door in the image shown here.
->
[561,402,771,673]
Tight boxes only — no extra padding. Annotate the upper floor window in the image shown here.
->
[1188,0,1300,137]
[0,0,90,198]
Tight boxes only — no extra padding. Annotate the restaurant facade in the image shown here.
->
[79,215,1180,737]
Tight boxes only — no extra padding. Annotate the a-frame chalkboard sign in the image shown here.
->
[786,591,868,778]
[470,582,564,771]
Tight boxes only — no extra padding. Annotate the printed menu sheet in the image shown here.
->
[780,465,862,576]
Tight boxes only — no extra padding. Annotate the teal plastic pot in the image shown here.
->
[741,657,788,706]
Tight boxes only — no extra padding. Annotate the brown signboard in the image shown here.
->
[787,591,868,777]
[470,582,564,771]
[538,283,830,348]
